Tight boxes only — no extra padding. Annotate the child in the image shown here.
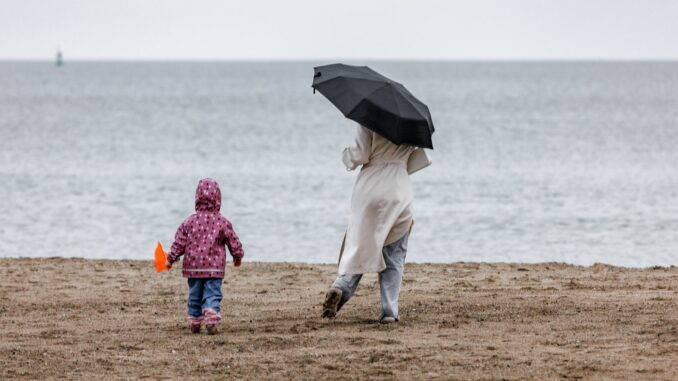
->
[166,178,244,334]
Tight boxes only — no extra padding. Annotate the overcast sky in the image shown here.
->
[2,0,678,60]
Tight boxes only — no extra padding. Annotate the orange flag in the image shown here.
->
[154,241,169,272]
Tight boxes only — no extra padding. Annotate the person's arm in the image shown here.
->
[167,222,188,267]
[342,124,372,170]
[222,221,244,267]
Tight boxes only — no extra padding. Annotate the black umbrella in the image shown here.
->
[312,63,434,149]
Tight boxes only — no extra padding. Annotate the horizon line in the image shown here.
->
[1,57,678,63]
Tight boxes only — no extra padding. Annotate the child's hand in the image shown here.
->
[233,258,242,267]
[166,260,173,270]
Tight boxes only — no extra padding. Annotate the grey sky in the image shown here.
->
[2,0,678,60]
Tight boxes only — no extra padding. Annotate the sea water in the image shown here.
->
[1,61,677,267]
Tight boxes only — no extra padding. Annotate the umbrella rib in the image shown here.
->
[392,82,429,118]
[314,75,391,90]
[389,86,404,142]
[343,82,390,116]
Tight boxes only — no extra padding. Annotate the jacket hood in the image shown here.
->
[195,178,221,212]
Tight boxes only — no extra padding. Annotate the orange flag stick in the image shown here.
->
[154,242,169,272]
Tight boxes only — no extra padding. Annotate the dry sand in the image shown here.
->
[1,258,678,380]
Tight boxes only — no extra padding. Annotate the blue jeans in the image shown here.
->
[187,278,223,317]
[332,231,409,320]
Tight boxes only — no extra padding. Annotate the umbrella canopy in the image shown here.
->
[312,63,434,149]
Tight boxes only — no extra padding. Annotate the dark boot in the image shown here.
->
[322,288,343,318]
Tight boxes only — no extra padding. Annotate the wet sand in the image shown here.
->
[1,258,678,380]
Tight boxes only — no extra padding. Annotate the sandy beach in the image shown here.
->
[1,258,678,380]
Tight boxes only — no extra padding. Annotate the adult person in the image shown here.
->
[322,124,419,324]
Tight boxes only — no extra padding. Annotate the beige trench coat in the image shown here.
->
[338,125,417,275]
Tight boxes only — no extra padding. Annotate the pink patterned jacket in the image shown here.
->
[168,178,244,278]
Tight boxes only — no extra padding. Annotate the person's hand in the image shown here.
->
[233,258,242,267]
[166,260,173,270]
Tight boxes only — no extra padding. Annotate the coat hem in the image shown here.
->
[337,264,387,276]
[182,270,225,279]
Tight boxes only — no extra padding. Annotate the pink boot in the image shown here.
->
[203,308,221,335]
[187,315,203,334]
